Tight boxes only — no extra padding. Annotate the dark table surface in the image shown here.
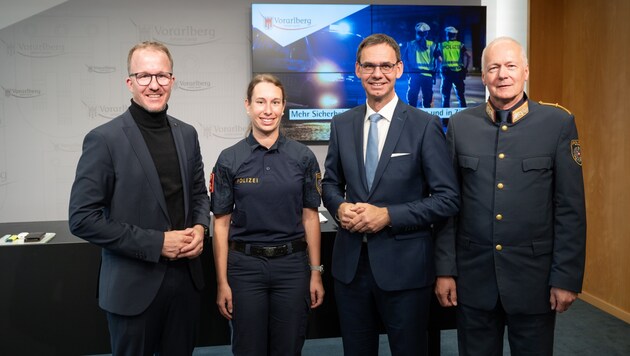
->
[0,211,455,355]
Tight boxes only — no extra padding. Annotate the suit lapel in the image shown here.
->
[370,102,406,194]
[121,113,170,223]
[169,117,190,221]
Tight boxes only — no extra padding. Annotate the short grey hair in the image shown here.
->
[481,36,528,72]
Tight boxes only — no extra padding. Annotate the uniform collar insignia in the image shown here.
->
[485,97,529,124]
[485,102,495,122]
[511,101,529,123]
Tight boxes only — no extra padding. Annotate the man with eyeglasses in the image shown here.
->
[69,41,210,355]
[322,33,459,356]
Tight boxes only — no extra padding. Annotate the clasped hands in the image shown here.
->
[161,224,205,260]
[337,202,390,234]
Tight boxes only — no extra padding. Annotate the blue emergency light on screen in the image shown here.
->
[251,3,486,143]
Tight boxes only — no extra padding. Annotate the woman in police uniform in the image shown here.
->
[210,74,324,355]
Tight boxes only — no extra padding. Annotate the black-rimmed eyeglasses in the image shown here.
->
[358,62,399,74]
[129,72,173,86]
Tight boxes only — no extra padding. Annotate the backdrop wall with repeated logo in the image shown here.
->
[0,0,526,222]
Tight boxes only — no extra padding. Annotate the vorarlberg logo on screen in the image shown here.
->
[253,4,368,47]
[132,20,217,46]
[263,15,312,30]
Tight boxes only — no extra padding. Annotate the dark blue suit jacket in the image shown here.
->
[69,110,210,316]
[322,101,459,291]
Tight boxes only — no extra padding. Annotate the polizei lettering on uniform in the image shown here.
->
[235,177,259,184]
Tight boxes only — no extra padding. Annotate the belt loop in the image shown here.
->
[287,241,294,254]
[245,244,251,255]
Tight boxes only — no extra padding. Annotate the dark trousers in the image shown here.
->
[228,249,310,356]
[334,244,431,356]
[106,260,201,356]
[407,73,434,108]
[457,300,556,356]
[440,69,467,108]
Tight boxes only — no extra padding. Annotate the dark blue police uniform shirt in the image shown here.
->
[211,134,321,244]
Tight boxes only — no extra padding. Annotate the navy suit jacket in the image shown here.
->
[69,110,210,316]
[322,101,459,291]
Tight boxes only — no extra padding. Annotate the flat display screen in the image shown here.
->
[252,4,486,143]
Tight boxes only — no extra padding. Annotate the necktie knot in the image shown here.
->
[496,110,510,124]
[369,113,382,124]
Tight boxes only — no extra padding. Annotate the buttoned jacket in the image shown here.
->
[435,100,586,314]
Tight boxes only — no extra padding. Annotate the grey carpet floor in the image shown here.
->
[191,299,630,356]
[92,299,629,355]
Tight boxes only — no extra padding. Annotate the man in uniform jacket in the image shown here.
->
[435,36,586,356]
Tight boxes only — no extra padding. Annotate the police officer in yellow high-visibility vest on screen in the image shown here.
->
[437,26,471,107]
[403,22,438,108]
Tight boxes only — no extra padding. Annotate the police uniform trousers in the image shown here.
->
[407,73,434,108]
[228,248,310,356]
[334,243,432,356]
[440,69,466,108]
[457,299,556,356]
[106,259,201,356]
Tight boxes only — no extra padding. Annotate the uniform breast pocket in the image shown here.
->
[522,157,553,172]
[458,155,479,171]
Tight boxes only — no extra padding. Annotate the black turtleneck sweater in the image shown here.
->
[129,100,185,230]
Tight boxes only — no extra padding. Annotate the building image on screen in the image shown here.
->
[252,4,486,143]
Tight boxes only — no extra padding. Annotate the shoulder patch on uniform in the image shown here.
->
[315,172,322,196]
[209,173,215,193]
[538,101,572,115]
[571,140,582,166]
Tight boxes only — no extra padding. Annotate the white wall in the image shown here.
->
[0,0,527,223]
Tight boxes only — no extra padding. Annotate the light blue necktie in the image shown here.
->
[365,113,382,190]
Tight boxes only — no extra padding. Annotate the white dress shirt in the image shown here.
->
[363,95,399,163]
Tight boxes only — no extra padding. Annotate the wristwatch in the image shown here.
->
[310,265,324,274]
